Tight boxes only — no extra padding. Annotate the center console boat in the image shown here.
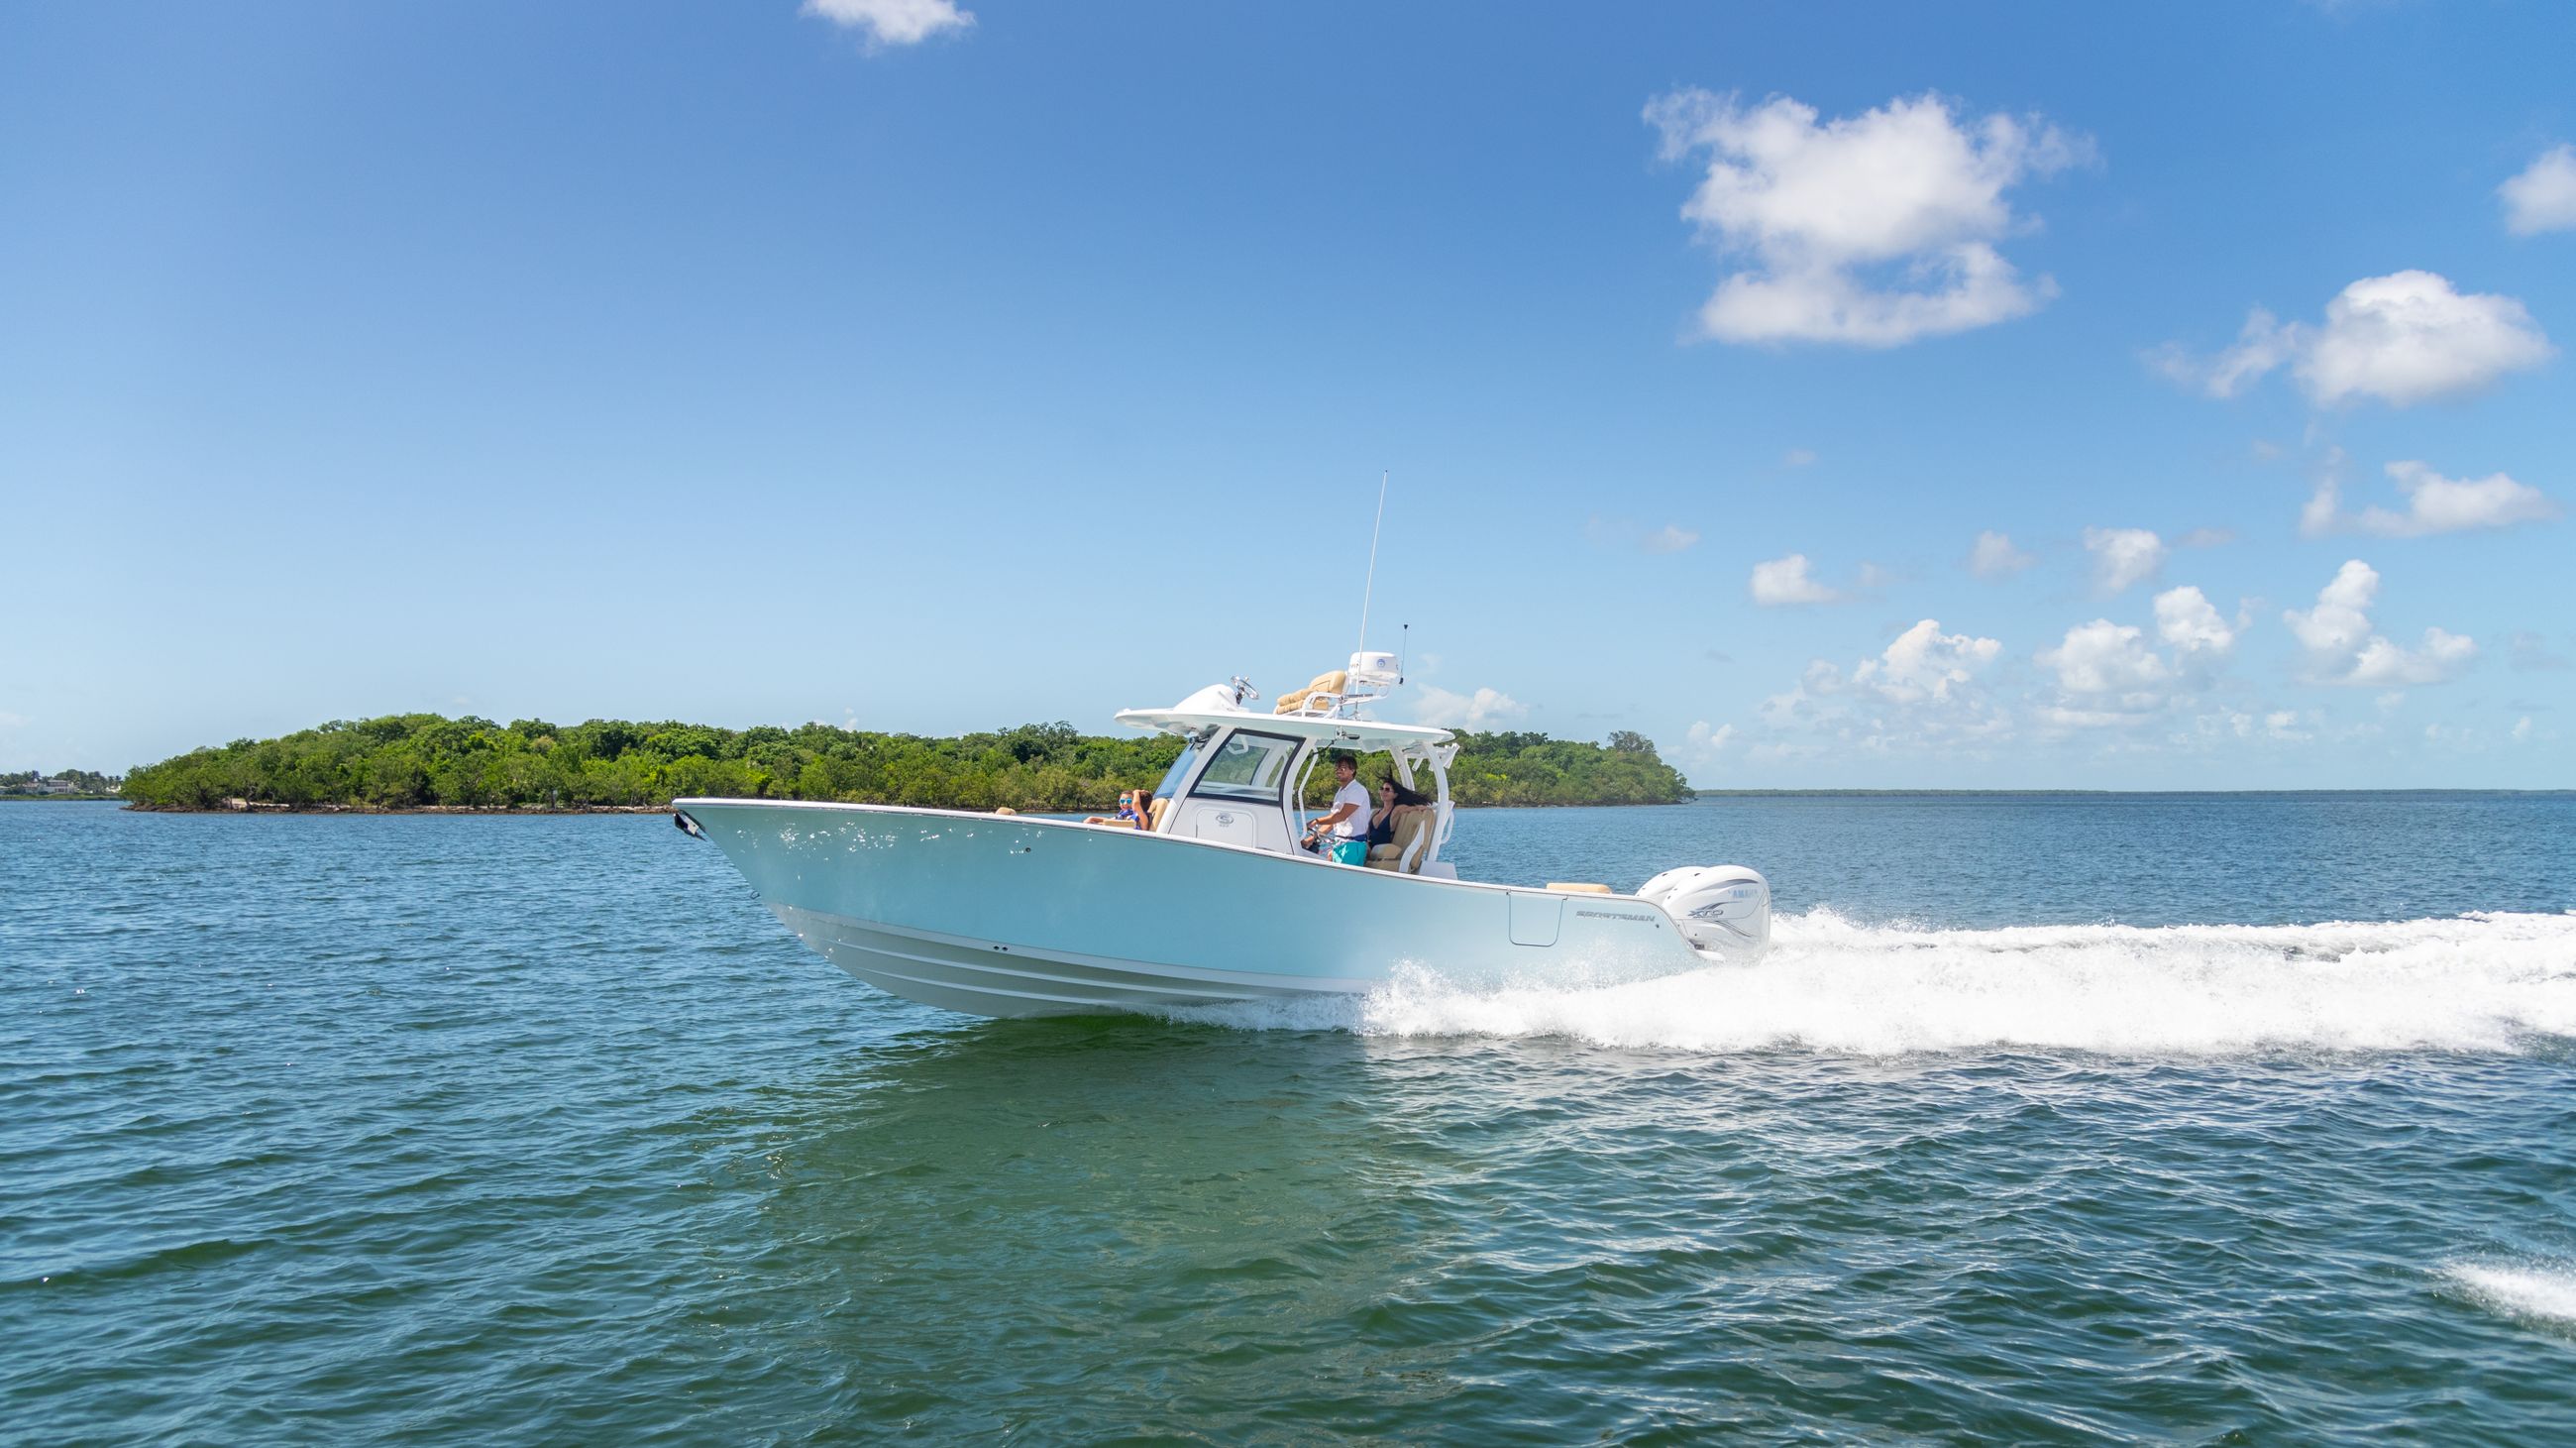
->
[675,652,1770,1018]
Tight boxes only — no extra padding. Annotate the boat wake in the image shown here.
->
[2443,1261,2576,1331]
[1173,909,2576,1055]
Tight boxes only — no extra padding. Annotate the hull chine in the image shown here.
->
[773,905,1372,1019]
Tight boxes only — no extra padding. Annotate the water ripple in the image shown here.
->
[3,800,2573,1442]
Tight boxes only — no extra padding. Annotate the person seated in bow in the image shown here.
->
[1084,789,1148,829]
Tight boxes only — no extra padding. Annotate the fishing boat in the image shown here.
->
[675,651,1770,1019]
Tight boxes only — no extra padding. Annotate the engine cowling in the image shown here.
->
[1640,865,1771,958]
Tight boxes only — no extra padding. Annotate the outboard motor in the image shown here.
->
[1637,865,1771,958]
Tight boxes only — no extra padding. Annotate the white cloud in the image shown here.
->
[803,0,973,48]
[1755,619,2010,752]
[1412,685,1529,730]
[2283,559,2477,687]
[2303,273,2553,405]
[1968,530,2033,578]
[1642,523,1701,554]
[2303,456,2557,538]
[2154,272,2553,407]
[1684,721,1737,760]
[1782,448,1818,468]
[2350,461,2558,537]
[2298,448,2350,539]
[1749,553,1843,606]
[2501,144,2576,236]
[2199,709,2311,744]
[2152,585,2236,655]
[1646,89,2091,347]
[2040,705,2134,731]
[2041,619,2173,697]
[2348,630,2477,687]
[2148,306,2299,398]
[2177,526,2235,549]
[2083,526,2165,594]
[2514,716,2535,743]
[2036,588,2237,725]
[2300,483,2342,539]
[2285,559,2376,659]
[1856,619,2003,703]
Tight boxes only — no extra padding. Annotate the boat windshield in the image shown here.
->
[1189,730,1300,803]
[1153,739,1201,802]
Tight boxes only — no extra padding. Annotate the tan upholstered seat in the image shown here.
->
[1273,670,1349,715]
[1547,882,1614,894]
[1146,797,1170,833]
[1362,805,1437,873]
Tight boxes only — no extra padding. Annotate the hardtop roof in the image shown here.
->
[1113,707,1455,752]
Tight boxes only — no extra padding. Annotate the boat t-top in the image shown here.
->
[674,651,1770,1018]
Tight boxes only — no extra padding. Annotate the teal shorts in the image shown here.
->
[1327,839,1367,865]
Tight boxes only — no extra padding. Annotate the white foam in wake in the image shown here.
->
[2444,1261,2576,1329]
[1181,910,2576,1055]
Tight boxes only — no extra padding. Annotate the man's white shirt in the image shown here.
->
[1329,780,1372,839]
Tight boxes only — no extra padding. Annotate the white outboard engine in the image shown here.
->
[1637,865,1772,958]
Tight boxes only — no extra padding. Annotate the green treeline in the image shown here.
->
[1428,729,1693,808]
[120,716,1693,812]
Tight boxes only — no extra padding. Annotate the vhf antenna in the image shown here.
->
[1356,469,1388,656]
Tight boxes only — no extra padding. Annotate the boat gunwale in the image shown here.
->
[669,796,1657,905]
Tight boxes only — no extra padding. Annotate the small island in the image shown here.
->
[118,716,1694,814]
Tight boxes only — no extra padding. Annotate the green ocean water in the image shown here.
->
[5,797,2573,1442]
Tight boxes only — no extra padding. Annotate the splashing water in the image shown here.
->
[2444,1262,2576,1330]
[1181,909,2576,1055]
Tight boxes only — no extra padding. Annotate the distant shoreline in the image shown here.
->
[92,788,2576,816]
[114,799,1673,816]
[122,802,670,816]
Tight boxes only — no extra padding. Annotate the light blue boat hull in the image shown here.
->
[674,799,1717,1018]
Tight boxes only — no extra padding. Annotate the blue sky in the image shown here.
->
[4,1,2571,787]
